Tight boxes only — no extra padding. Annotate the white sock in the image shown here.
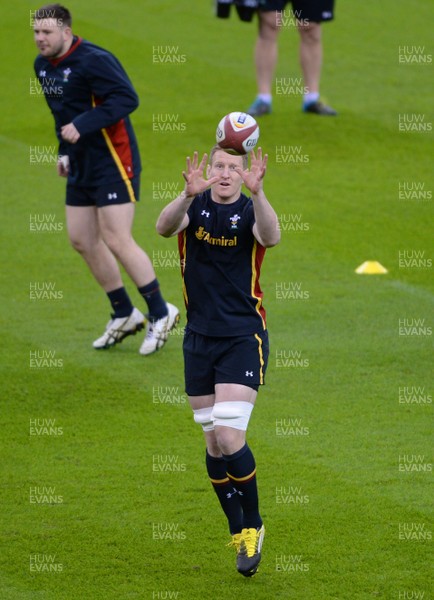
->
[304,92,320,105]
[258,93,272,104]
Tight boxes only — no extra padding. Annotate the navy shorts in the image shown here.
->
[66,176,140,207]
[258,0,335,22]
[183,327,269,396]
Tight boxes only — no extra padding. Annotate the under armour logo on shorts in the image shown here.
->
[108,193,118,200]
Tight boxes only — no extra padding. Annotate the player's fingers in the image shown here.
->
[192,151,199,169]
[258,159,267,179]
[198,153,208,171]
[58,164,68,177]
[182,170,188,182]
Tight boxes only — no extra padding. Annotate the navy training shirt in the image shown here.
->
[34,37,141,187]
[178,190,267,337]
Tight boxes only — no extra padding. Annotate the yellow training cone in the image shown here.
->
[355,261,388,274]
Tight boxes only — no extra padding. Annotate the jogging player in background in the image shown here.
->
[33,4,179,354]
[156,147,280,576]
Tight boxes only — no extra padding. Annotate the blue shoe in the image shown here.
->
[247,98,272,117]
[303,100,337,116]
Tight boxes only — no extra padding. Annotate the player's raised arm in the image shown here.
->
[156,152,219,237]
[235,148,280,248]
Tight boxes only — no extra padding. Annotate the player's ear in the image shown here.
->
[206,164,211,177]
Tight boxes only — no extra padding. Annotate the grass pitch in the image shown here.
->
[1,1,432,598]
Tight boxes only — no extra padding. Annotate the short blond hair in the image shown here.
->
[209,144,248,169]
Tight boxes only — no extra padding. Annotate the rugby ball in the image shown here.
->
[216,112,259,155]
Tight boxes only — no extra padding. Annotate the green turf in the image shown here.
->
[1,1,433,598]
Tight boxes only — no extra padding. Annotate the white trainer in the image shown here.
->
[93,307,145,349]
[139,303,180,355]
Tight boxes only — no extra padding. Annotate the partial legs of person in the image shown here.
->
[98,203,157,290]
[66,205,124,292]
[247,9,336,117]
[66,203,179,352]
[247,10,280,116]
[190,383,265,577]
[297,20,337,115]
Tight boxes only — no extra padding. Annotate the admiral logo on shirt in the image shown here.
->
[195,226,237,247]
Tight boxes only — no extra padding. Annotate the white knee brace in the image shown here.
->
[193,407,214,432]
[212,401,254,431]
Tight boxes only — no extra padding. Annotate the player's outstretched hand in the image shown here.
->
[235,148,268,195]
[182,152,219,198]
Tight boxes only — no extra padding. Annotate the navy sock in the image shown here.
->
[107,287,133,318]
[206,451,243,535]
[223,444,262,530]
[137,279,167,321]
